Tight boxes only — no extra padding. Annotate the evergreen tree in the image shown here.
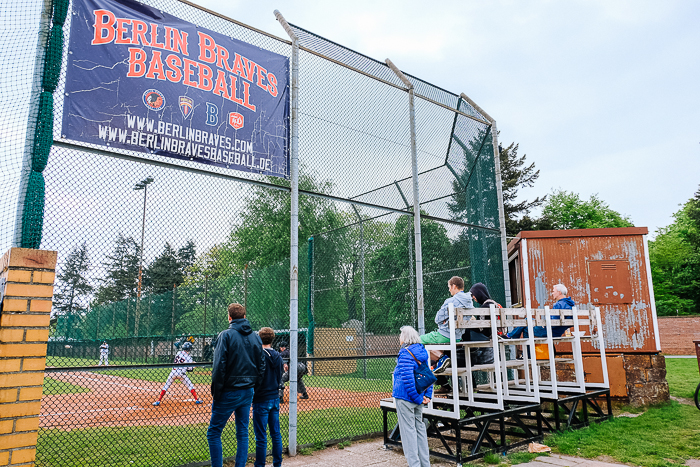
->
[498,143,547,237]
[95,233,140,304]
[53,243,93,339]
[145,242,184,294]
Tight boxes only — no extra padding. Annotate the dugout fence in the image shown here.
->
[2,0,508,465]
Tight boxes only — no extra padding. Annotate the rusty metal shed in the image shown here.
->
[507,227,660,354]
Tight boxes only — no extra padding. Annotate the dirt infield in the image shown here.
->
[41,371,390,430]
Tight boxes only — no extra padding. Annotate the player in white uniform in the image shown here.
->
[153,342,203,406]
[98,341,109,366]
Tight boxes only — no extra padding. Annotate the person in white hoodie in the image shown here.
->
[419,276,474,374]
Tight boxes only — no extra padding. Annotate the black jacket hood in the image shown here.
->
[230,318,253,335]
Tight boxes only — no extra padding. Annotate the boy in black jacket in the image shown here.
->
[253,327,284,467]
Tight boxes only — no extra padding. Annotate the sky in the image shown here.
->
[190,0,700,236]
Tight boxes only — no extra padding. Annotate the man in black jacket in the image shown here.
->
[206,303,265,467]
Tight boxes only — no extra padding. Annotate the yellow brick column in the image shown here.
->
[0,248,57,467]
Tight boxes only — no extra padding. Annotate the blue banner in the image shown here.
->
[62,0,289,178]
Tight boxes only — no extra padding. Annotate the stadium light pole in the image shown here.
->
[134,176,154,335]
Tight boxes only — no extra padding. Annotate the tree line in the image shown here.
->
[51,133,699,342]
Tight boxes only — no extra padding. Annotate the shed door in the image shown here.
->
[588,260,632,304]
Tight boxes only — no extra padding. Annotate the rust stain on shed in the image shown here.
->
[507,227,658,354]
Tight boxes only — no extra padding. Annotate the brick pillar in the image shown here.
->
[0,248,57,466]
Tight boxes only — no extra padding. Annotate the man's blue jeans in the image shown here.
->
[252,398,283,467]
[207,388,254,467]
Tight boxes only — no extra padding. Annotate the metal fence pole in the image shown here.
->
[275,9,299,456]
[171,284,176,335]
[386,59,425,334]
[352,205,367,378]
[307,237,315,374]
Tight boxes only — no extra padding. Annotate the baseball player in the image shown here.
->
[98,341,109,366]
[152,342,203,406]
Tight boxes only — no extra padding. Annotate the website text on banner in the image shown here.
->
[62,0,290,178]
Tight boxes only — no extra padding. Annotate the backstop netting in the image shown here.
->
[1,0,507,465]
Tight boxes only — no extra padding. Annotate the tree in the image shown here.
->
[649,205,695,315]
[498,143,546,237]
[368,215,453,333]
[144,241,196,294]
[53,243,93,339]
[95,234,141,304]
[92,234,140,337]
[539,190,633,230]
[650,187,700,315]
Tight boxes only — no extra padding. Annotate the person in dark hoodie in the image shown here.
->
[393,325,432,467]
[469,282,502,340]
[253,327,284,467]
[505,283,575,338]
[207,303,265,467]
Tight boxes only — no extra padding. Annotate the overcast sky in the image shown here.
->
[189,0,700,235]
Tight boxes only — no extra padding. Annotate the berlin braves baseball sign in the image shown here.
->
[62,0,290,178]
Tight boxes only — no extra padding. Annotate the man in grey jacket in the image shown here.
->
[419,276,474,374]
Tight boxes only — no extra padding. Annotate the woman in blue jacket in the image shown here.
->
[393,325,433,467]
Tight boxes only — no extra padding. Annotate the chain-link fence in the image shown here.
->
[2,0,507,465]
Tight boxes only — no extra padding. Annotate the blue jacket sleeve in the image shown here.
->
[397,349,423,405]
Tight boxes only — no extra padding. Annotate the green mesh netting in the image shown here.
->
[21,0,67,248]
[53,0,69,25]
[21,171,46,249]
[42,25,63,92]
[31,91,53,172]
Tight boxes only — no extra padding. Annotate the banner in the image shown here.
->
[62,0,289,178]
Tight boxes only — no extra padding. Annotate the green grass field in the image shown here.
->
[665,357,699,399]
[43,377,90,395]
[37,356,699,466]
[45,356,396,393]
[36,407,381,467]
[541,356,700,467]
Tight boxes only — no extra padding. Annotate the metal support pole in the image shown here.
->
[386,59,425,333]
[394,181,416,328]
[307,237,315,375]
[203,275,208,356]
[171,284,176,335]
[244,264,248,308]
[460,93,512,307]
[352,205,367,379]
[275,10,299,456]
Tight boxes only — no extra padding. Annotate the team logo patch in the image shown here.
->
[142,89,165,111]
[179,96,194,119]
[228,112,244,130]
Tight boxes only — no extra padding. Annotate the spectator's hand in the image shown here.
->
[423,396,430,405]
[284,364,289,372]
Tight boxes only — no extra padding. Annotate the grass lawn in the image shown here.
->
[36,407,381,467]
[46,356,144,367]
[541,356,700,467]
[43,377,90,395]
[665,357,699,399]
[46,356,396,393]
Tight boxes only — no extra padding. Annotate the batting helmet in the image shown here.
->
[182,342,193,351]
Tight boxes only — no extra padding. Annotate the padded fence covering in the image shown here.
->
[2,0,505,465]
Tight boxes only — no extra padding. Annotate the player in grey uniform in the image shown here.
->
[98,341,109,366]
[153,342,203,406]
